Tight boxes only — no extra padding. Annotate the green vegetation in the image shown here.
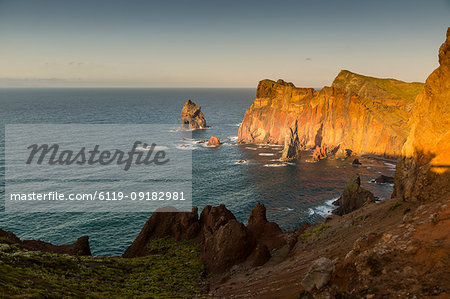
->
[363,76,424,102]
[333,70,424,102]
[0,238,206,298]
[300,224,331,241]
[0,236,15,245]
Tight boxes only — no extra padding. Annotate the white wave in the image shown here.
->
[305,159,317,163]
[245,147,258,151]
[180,138,199,146]
[383,162,396,169]
[176,144,196,150]
[313,198,338,217]
[136,145,169,151]
[263,163,287,167]
[229,123,241,127]
[259,153,275,156]
[308,208,314,216]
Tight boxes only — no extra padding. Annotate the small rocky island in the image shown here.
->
[181,99,207,129]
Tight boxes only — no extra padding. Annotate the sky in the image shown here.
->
[0,0,449,88]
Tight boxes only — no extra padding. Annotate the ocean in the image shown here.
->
[0,88,396,256]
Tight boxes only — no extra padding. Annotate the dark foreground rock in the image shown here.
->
[0,229,91,256]
[247,203,286,250]
[122,203,287,273]
[181,99,207,129]
[122,208,200,258]
[333,174,376,215]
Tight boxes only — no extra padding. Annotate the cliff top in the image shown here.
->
[332,70,424,102]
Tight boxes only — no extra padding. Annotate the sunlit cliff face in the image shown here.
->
[401,27,450,175]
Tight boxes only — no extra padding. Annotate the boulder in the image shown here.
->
[181,100,206,129]
[374,175,394,184]
[301,257,335,292]
[281,120,302,161]
[333,174,376,216]
[247,203,286,250]
[0,228,91,256]
[206,136,221,146]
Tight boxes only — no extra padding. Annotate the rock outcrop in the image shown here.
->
[312,144,330,161]
[0,229,91,256]
[181,100,206,129]
[247,203,286,250]
[122,208,200,258]
[301,257,335,292]
[394,27,450,202]
[281,120,302,161]
[238,72,424,158]
[123,203,285,273]
[333,174,376,216]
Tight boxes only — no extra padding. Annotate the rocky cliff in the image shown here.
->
[238,73,424,158]
[394,27,450,201]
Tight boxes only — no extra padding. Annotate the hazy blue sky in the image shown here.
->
[1,0,449,87]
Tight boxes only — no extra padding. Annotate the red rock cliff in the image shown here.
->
[238,73,424,158]
[394,27,450,201]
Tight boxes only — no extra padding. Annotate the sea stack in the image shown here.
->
[181,99,206,129]
[281,120,302,161]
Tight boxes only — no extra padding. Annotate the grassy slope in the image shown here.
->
[333,70,424,102]
[0,238,206,298]
[362,75,424,102]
